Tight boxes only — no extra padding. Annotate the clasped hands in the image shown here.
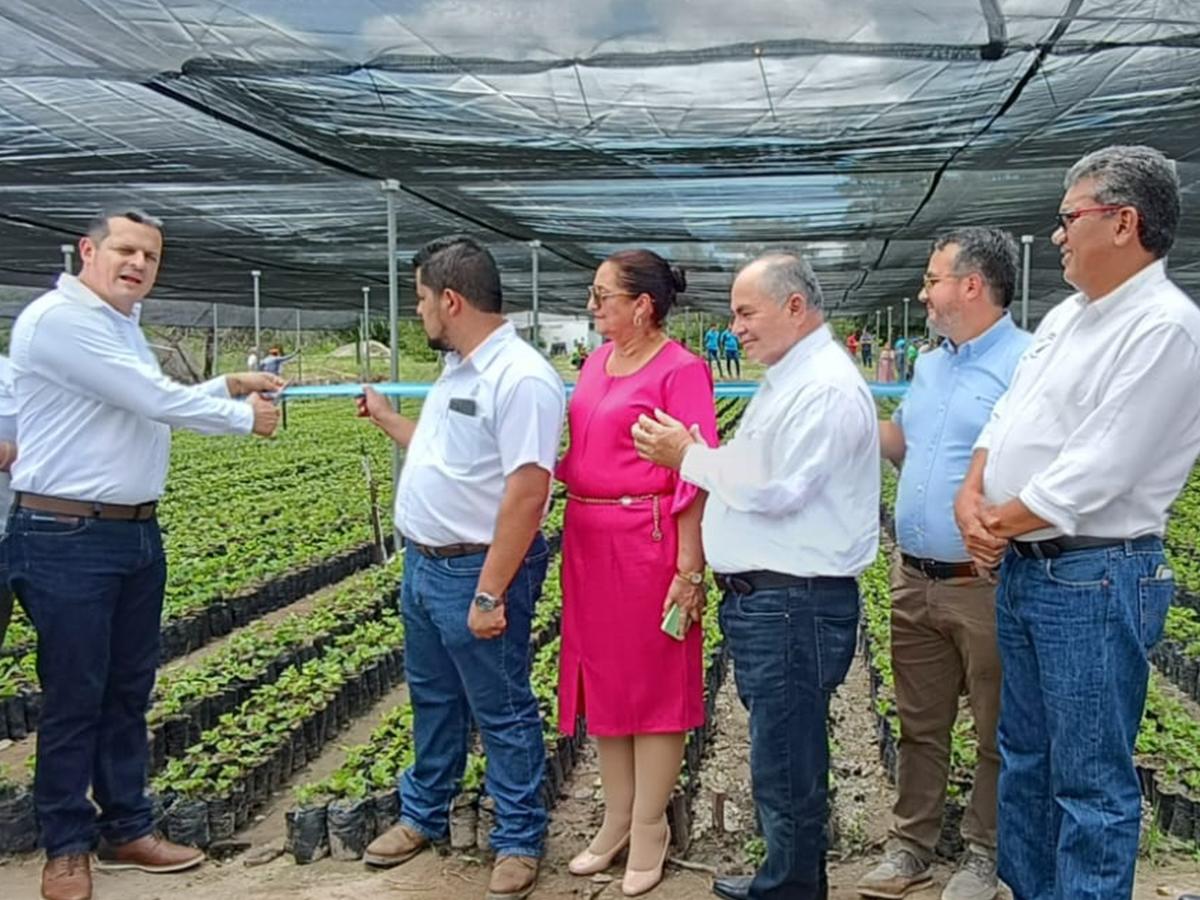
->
[953,488,1008,578]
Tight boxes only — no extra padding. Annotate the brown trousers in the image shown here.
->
[889,555,1001,853]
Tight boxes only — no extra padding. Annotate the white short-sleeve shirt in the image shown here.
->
[395,321,566,546]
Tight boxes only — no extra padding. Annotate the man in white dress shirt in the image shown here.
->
[954,145,1200,899]
[6,209,281,900]
[356,235,565,900]
[634,251,880,900]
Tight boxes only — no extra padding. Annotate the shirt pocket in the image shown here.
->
[441,405,489,471]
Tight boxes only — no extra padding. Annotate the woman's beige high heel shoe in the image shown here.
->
[621,821,670,896]
[568,831,630,876]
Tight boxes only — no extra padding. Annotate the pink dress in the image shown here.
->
[556,341,718,736]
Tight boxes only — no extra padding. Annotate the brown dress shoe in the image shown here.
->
[41,854,91,900]
[363,823,429,868]
[94,834,205,873]
[486,855,539,900]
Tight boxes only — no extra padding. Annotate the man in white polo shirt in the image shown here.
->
[356,235,565,900]
[955,145,1200,899]
[6,208,281,900]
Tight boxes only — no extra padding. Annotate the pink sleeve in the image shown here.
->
[663,357,718,515]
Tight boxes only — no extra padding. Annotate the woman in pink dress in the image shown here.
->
[557,250,718,896]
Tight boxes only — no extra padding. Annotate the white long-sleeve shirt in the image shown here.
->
[681,325,880,577]
[977,259,1200,540]
[9,274,254,505]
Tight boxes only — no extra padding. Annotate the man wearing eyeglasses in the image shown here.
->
[859,228,1029,900]
[954,145,1200,899]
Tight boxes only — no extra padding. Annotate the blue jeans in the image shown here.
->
[719,577,860,900]
[995,537,1171,900]
[5,509,165,857]
[398,534,549,858]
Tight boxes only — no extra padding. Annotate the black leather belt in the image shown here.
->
[714,570,855,595]
[900,553,978,580]
[405,539,489,559]
[1010,536,1128,560]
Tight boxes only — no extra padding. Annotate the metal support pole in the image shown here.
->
[887,306,893,344]
[382,179,402,488]
[251,270,262,359]
[529,239,542,353]
[60,243,75,274]
[1021,234,1033,330]
[212,304,219,377]
[362,286,371,379]
[902,297,910,344]
[295,308,302,382]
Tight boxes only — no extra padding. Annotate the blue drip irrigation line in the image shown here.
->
[278,381,910,400]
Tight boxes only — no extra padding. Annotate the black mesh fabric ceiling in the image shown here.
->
[2,0,1199,322]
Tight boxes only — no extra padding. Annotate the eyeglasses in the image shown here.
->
[921,272,967,291]
[1053,204,1125,232]
[587,285,634,304]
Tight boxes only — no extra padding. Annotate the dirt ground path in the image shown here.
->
[1,654,1198,900]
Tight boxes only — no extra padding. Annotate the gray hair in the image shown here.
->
[746,250,825,310]
[1064,145,1179,258]
[86,208,164,243]
[932,227,1020,308]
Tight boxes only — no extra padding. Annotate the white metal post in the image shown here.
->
[362,286,371,379]
[251,269,262,359]
[382,179,402,487]
[60,243,75,274]
[295,308,302,382]
[529,239,542,353]
[1021,234,1033,330]
[212,304,219,376]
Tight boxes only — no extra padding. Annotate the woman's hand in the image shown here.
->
[663,574,705,627]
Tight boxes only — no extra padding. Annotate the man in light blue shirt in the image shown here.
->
[859,228,1029,900]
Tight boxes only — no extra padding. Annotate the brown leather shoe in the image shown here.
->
[486,855,539,900]
[41,854,91,900]
[363,822,429,868]
[94,834,205,873]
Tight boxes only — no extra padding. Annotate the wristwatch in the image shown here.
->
[675,570,704,586]
[473,591,504,612]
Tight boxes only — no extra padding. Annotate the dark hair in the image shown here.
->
[605,249,686,327]
[86,207,164,243]
[412,235,502,312]
[932,227,1020,308]
[1064,144,1180,258]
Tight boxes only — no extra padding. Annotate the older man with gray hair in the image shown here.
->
[955,145,1200,898]
[634,251,879,900]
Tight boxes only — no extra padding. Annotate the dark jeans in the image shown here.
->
[995,537,1170,900]
[725,352,742,379]
[707,349,726,378]
[5,508,165,857]
[0,571,12,649]
[719,576,860,900]
[398,533,550,858]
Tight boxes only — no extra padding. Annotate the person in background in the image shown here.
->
[894,335,908,381]
[634,250,878,900]
[859,227,1030,900]
[956,145,1200,899]
[0,355,15,649]
[860,329,874,370]
[703,322,725,379]
[878,343,896,383]
[260,346,296,377]
[246,347,259,372]
[358,235,565,900]
[6,208,280,900]
[846,330,859,362]
[721,323,742,380]
[905,338,920,381]
[557,249,717,897]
